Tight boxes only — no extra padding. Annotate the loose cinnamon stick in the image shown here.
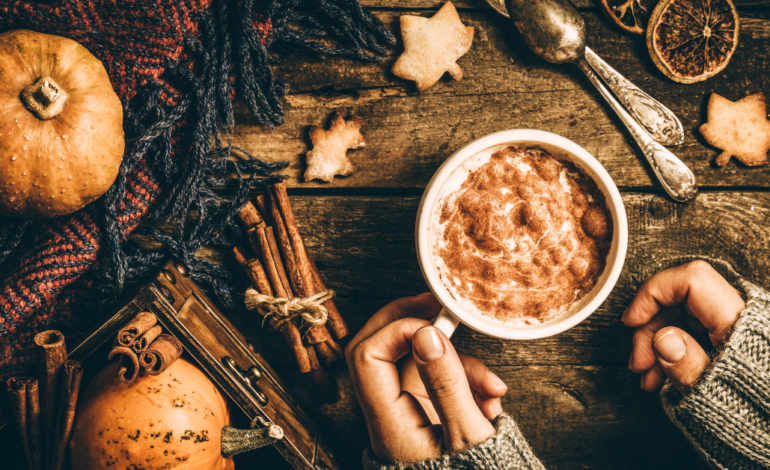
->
[35,329,67,463]
[52,360,83,470]
[140,334,183,375]
[108,344,140,383]
[270,184,349,339]
[237,201,266,229]
[132,325,163,354]
[26,378,43,470]
[117,311,157,347]
[7,377,33,470]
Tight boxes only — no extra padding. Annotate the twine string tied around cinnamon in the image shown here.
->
[245,288,335,331]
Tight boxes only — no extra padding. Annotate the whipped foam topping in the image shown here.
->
[430,146,612,326]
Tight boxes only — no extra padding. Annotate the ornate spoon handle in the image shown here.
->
[576,58,698,203]
[584,47,684,146]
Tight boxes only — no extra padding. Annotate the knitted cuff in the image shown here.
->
[662,279,770,470]
[362,413,546,470]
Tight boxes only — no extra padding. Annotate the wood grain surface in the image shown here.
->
[233,10,770,189]
[127,192,770,469]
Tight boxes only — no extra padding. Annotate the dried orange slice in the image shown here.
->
[647,0,739,84]
[600,0,656,34]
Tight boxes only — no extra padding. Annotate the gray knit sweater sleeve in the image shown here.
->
[662,278,770,470]
[362,413,546,470]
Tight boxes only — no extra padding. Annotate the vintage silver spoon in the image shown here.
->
[487,0,684,146]
[495,0,697,202]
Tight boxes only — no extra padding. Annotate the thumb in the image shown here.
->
[412,326,495,452]
[652,327,711,394]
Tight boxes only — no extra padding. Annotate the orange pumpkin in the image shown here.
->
[70,358,234,470]
[0,29,124,218]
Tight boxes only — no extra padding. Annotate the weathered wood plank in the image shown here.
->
[233,12,770,188]
[130,192,770,369]
[123,192,770,470]
[357,0,767,10]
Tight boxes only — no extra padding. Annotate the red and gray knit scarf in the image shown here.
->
[0,0,394,379]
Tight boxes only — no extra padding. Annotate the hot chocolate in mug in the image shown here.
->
[415,129,628,340]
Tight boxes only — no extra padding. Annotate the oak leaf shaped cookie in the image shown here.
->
[392,2,475,92]
[304,113,365,183]
[700,92,770,167]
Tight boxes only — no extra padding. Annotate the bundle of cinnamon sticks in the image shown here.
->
[108,311,183,383]
[235,183,349,374]
[6,330,83,470]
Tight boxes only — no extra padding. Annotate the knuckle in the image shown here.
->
[685,260,715,280]
[348,341,371,369]
[427,373,462,398]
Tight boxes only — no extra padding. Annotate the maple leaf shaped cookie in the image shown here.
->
[304,113,366,183]
[700,92,770,167]
[392,2,474,92]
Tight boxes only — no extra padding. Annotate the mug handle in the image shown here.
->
[433,307,460,338]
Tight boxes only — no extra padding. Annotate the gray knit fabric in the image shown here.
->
[662,278,770,470]
[362,413,546,470]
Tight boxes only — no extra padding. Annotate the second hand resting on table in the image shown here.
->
[346,261,755,468]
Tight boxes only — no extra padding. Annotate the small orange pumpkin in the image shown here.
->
[70,358,234,470]
[0,29,124,218]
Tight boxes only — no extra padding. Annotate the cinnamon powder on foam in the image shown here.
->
[433,146,612,325]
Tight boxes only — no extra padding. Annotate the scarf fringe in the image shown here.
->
[0,0,394,315]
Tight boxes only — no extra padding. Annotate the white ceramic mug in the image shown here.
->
[415,129,628,340]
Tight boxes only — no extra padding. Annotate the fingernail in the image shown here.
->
[488,372,508,393]
[413,327,444,362]
[490,399,503,417]
[654,331,687,363]
[621,305,630,323]
[417,291,433,297]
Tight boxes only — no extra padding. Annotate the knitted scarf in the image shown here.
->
[0,0,394,379]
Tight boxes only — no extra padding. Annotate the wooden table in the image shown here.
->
[155,1,770,469]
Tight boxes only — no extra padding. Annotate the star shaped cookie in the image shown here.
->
[304,113,365,183]
[392,2,475,92]
[700,92,770,167]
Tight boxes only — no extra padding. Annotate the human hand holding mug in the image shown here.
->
[345,293,507,463]
[624,260,746,393]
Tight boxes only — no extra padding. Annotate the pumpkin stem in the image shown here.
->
[220,424,284,458]
[21,77,68,120]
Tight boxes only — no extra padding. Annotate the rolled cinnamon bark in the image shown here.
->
[270,184,349,339]
[305,325,331,344]
[52,360,83,470]
[7,377,33,470]
[326,336,344,358]
[140,334,183,375]
[131,325,163,354]
[306,345,321,371]
[249,227,291,299]
[237,201,266,229]
[25,378,43,470]
[35,329,66,463]
[308,256,348,340]
[266,190,305,295]
[117,311,157,347]
[108,345,140,383]
[236,250,312,373]
[254,194,269,221]
[314,342,337,365]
